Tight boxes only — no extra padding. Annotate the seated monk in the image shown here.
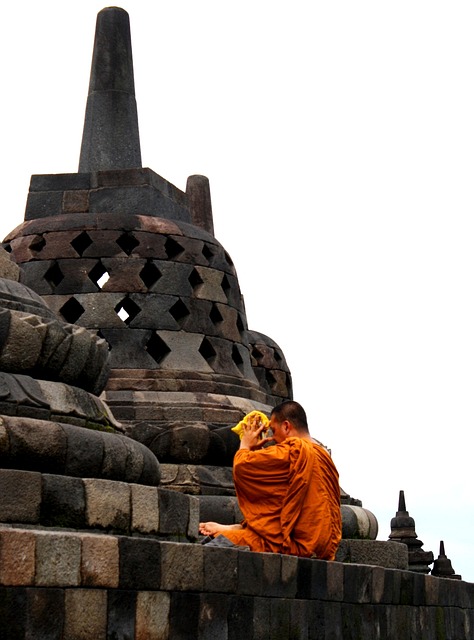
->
[199,400,342,560]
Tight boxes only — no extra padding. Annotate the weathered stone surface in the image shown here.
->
[107,590,136,639]
[160,542,203,591]
[27,588,65,640]
[81,534,119,587]
[336,539,408,570]
[35,532,81,586]
[131,484,159,534]
[62,423,104,477]
[203,545,239,594]
[0,468,42,523]
[0,528,36,585]
[135,591,170,640]
[237,550,264,596]
[41,474,86,529]
[84,478,130,531]
[64,589,107,640]
[158,489,190,536]
[7,415,66,474]
[0,247,20,281]
[118,537,161,590]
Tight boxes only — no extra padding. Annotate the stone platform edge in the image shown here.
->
[0,526,473,639]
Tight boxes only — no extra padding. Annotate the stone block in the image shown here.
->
[9,235,47,264]
[158,489,190,536]
[326,560,344,601]
[84,478,130,532]
[169,592,200,638]
[26,588,65,640]
[281,554,299,598]
[188,495,200,540]
[63,589,107,640]
[307,600,326,640]
[296,557,313,600]
[227,595,254,640]
[289,599,309,640]
[81,533,119,587]
[0,468,42,523]
[203,545,239,594]
[118,537,161,590]
[135,591,170,640]
[7,416,66,475]
[99,328,159,369]
[0,585,27,638]
[424,573,440,606]
[151,330,211,373]
[99,257,148,292]
[0,528,36,585]
[63,190,90,213]
[238,549,264,596]
[100,432,129,479]
[62,424,104,478]
[131,214,183,237]
[252,596,272,640]
[39,230,91,259]
[48,259,101,295]
[35,531,81,587]
[25,191,64,219]
[269,598,291,638]
[309,559,328,600]
[197,593,229,639]
[261,552,286,598]
[107,590,136,639]
[29,173,91,192]
[335,539,408,569]
[131,484,159,534]
[343,563,373,603]
[130,233,168,259]
[79,229,135,258]
[160,541,203,591]
[145,261,194,296]
[89,186,190,223]
[127,293,183,330]
[69,292,125,328]
[171,298,215,335]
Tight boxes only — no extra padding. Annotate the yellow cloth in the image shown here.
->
[231,410,269,439]
[222,438,342,559]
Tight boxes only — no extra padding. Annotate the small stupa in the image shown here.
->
[388,490,434,574]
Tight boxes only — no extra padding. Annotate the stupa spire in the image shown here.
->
[79,6,142,172]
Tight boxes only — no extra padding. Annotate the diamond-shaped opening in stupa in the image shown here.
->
[44,262,65,288]
[116,232,139,256]
[139,261,162,289]
[88,260,110,289]
[59,297,85,323]
[71,231,93,256]
[114,296,141,325]
[146,332,171,364]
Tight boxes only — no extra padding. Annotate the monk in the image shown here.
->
[199,400,342,560]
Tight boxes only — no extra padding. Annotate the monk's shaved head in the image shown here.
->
[270,400,309,433]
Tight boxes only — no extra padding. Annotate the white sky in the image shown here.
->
[1,1,473,582]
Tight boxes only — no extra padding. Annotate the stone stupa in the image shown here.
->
[2,7,292,502]
[2,7,377,539]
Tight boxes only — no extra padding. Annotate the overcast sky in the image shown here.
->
[1,1,473,582]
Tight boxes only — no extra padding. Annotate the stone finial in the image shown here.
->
[431,541,462,580]
[79,7,142,172]
[186,175,215,235]
[388,490,434,574]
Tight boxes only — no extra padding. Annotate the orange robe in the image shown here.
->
[222,437,342,559]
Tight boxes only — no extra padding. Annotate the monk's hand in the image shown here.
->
[240,414,267,450]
